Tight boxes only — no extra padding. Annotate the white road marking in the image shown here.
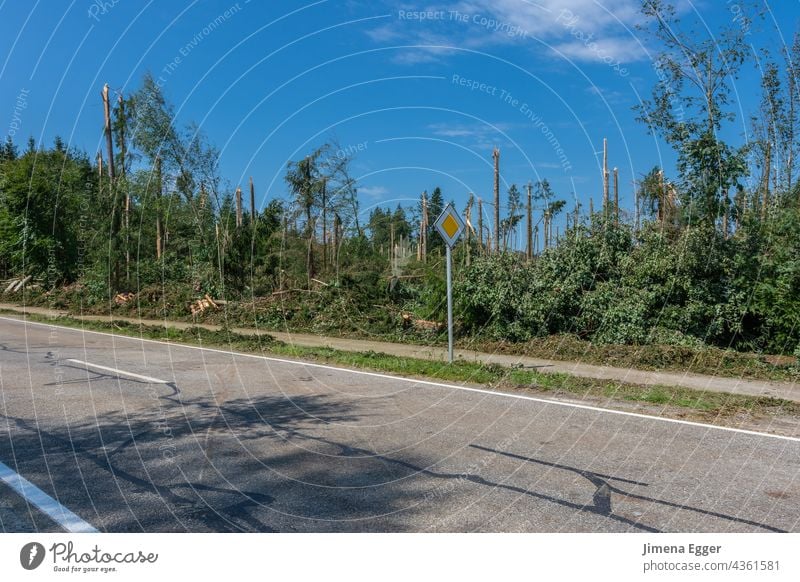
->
[0,461,98,533]
[66,358,168,384]
[2,315,800,443]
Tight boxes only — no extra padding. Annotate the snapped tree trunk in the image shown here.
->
[493,147,500,254]
[526,182,533,262]
[155,156,163,260]
[306,207,315,289]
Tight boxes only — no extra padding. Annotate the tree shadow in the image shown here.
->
[469,444,787,533]
[0,391,440,532]
[1,388,789,533]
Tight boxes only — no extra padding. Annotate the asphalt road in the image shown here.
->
[0,315,798,533]
[4,303,797,402]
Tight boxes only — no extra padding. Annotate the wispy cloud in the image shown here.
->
[584,84,630,107]
[427,121,517,150]
[365,0,648,65]
[359,185,391,198]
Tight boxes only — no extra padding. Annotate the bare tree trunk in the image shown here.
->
[526,181,533,262]
[249,176,256,220]
[421,191,428,263]
[97,152,103,197]
[117,95,130,284]
[544,211,550,250]
[390,221,395,271]
[103,85,121,287]
[602,138,609,221]
[574,203,579,231]
[321,178,327,267]
[117,95,126,181]
[333,213,341,281]
[477,197,484,256]
[493,147,500,254]
[155,156,163,260]
[235,186,243,228]
[102,84,115,181]
[306,210,314,289]
[658,169,666,229]
[465,194,473,267]
[613,167,619,226]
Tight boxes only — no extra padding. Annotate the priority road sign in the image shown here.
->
[434,203,465,363]
[434,204,465,249]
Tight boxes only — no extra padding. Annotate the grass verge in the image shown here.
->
[478,335,800,383]
[13,292,799,383]
[2,309,799,430]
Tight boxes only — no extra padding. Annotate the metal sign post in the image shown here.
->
[445,244,454,363]
[434,204,465,363]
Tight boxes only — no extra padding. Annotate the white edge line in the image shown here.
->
[0,461,99,533]
[3,315,800,444]
[66,358,168,384]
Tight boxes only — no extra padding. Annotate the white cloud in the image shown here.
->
[367,0,648,64]
[359,185,391,198]
[554,36,642,63]
[427,121,517,150]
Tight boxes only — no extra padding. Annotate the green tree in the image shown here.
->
[501,184,523,251]
[635,0,752,228]
[286,148,325,287]
[0,140,94,285]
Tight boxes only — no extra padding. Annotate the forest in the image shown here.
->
[1,1,799,358]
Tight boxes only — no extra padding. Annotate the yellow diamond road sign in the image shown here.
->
[434,204,465,248]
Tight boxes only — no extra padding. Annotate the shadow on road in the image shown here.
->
[0,391,443,532]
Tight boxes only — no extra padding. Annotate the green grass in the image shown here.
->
[3,309,799,425]
[18,290,799,383]
[478,335,800,383]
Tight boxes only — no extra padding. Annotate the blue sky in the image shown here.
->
[1,0,798,234]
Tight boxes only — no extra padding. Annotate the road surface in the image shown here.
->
[2,303,797,402]
[0,315,798,532]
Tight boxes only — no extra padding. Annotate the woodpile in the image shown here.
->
[190,294,220,315]
[3,276,33,293]
[401,312,443,333]
[114,292,135,305]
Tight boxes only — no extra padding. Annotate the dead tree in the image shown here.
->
[493,147,500,253]
[102,85,123,285]
[602,138,609,220]
[464,193,474,266]
[526,181,533,262]
[97,151,103,197]
[117,94,130,283]
[155,156,163,260]
[761,141,771,223]
[543,209,550,250]
[333,213,341,273]
[420,191,428,263]
[249,176,256,219]
[573,202,580,232]
[101,84,115,181]
[477,197,484,256]
[235,186,243,228]
[613,167,619,226]
[321,177,327,267]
